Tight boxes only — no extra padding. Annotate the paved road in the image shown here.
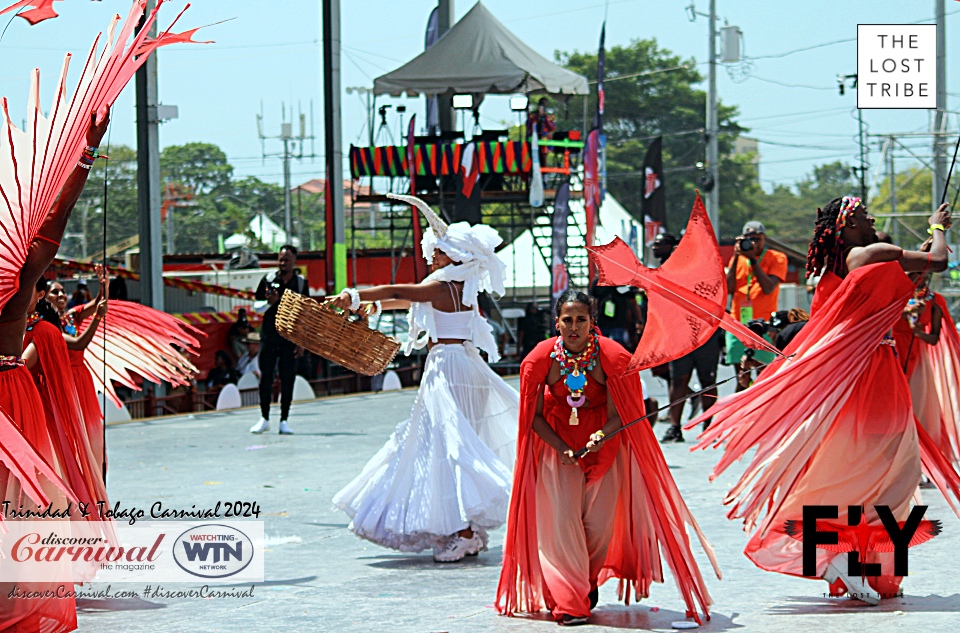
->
[75,369,960,632]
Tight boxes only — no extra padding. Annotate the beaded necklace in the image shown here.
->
[61,311,77,336]
[550,326,600,425]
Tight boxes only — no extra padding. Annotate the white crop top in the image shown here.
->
[403,281,501,362]
[432,308,473,339]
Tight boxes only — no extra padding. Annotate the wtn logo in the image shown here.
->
[173,524,255,579]
[181,540,243,564]
[785,505,941,577]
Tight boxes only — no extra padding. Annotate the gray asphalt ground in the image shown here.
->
[73,367,960,632]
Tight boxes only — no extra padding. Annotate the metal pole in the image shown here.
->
[136,0,164,400]
[888,136,898,244]
[283,136,292,240]
[933,0,947,213]
[437,0,454,133]
[706,0,720,239]
[323,0,346,293]
[858,108,867,203]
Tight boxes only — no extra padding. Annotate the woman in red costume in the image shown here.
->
[47,268,109,467]
[497,290,719,626]
[891,277,960,467]
[0,109,108,633]
[24,278,109,520]
[689,196,958,605]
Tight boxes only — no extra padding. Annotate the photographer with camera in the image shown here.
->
[725,221,788,390]
[250,245,308,435]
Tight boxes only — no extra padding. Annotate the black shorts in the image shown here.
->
[669,334,721,385]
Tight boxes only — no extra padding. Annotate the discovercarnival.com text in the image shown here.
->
[7,584,256,600]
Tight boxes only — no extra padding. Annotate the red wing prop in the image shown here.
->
[589,192,781,373]
[0,0,60,25]
[783,518,941,553]
[0,1,205,313]
[0,408,73,508]
[78,301,203,407]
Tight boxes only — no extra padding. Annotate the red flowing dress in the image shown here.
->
[893,293,960,467]
[689,262,960,596]
[497,337,720,624]
[0,349,77,633]
[62,308,105,468]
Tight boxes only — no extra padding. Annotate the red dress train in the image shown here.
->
[497,337,720,623]
[689,262,960,596]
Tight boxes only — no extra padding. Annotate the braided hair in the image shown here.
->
[805,197,849,279]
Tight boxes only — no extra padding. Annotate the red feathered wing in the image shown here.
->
[77,301,202,407]
[0,1,205,312]
[589,192,779,373]
[0,0,60,25]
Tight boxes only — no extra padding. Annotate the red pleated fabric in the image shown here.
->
[0,366,77,633]
[496,337,720,624]
[69,347,104,470]
[688,262,960,595]
[25,321,108,524]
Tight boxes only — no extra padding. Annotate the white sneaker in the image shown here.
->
[249,418,270,434]
[433,535,478,563]
[823,558,880,605]
[278,420,294,435]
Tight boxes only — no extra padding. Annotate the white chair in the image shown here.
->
[381,370,402,392]
[98,392,131,423]
[237,373,259,390]
[292,375,315,401]
[215,384,242,411]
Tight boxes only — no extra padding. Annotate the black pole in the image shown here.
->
[858,108,867,204]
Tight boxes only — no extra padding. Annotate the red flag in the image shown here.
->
[589,192,780,373]
[584,129,600,279]
[406,115,427,282]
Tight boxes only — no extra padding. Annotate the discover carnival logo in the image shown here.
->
[173,524,255,579]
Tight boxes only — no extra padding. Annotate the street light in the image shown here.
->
[838,73,867,202]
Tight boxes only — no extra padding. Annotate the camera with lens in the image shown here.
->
[743,313,785,360]
[739,235,755,253]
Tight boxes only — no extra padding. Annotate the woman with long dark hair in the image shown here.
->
[691,197,960,604]
[497,290,718,626]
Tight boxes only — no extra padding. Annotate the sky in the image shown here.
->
[1,0,957,195]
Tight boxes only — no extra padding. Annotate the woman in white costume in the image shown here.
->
[331,194,519,562]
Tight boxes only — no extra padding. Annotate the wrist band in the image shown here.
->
[77,161,92,170]
[344,288,361,311]
[928,223,946,235]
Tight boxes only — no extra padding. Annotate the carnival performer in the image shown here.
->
[893,277,960,468]
[0,108,108,633]
[48,268,109,467]
[496,290,719,626]
[332,194,519,563]
[688,197,960,605]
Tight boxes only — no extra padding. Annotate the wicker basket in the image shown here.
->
[275,292,401,376]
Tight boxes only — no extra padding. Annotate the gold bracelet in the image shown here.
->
[593,430,605,440]
[928,223,946,234]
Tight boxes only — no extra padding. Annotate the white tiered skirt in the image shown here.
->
[333,343,519,553]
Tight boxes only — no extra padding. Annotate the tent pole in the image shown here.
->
[582,95,587,141]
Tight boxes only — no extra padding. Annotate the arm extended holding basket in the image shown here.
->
[327,282,454,312]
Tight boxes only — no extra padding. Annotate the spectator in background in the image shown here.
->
[236,331,260,378]
[67,280,92,310]
[250,245,308,435]
[207,350,240,389]
[651,233,679,266]
[525,97,556,140]
[725,221,787,390]
[517,302,547,360]
[590,281,642,350]
[774,308,809,352]
[108,275,128,301]
[228,308,251,361]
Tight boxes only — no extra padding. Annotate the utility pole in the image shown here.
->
[437,0,454,134]
[706,0,719,238]
[837,73,866,203]
[886,136,898,244]
[933,0,947,210]
[135,0,164,400]
[257,103,315,245]
[323,0,346,294]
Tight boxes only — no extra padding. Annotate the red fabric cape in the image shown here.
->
[496,337,720,623]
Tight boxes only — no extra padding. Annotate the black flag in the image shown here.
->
[641,136,666,244]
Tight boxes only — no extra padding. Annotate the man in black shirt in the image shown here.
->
[249,245,308,435]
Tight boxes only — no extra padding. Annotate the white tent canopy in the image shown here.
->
[374,2,588,98]
[225,212,300,251]
[500,194,641,291]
